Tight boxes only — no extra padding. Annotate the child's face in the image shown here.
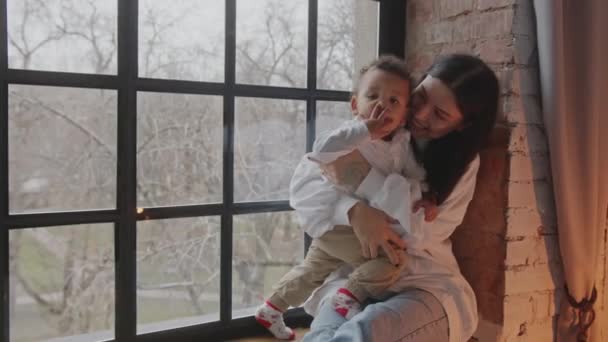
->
[351,68,410,137]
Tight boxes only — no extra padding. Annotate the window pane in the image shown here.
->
[8,0,117,74]
[316,100,352,134]
[139,0,224,82]
[137,93,223,207]
[317,0,379,90]
[137,217,220,334]
[9,224,115,342]
[234,98,306,202]
[232,212,304,317]
[9,85,117,214]
[236,0,308,88]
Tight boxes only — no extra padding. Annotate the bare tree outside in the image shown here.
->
[8,0,117,73]
[316,100,353,133]
[138,0,224,82]
[6,0,377,340]
[236,0,308,88]
[136,217,221,332]
[9,225,115,342]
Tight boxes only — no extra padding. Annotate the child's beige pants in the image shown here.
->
[268,225,407,311]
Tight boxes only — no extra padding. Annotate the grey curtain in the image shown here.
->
[534,1,608,341]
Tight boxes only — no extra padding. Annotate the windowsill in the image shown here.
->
[43,308,312,342]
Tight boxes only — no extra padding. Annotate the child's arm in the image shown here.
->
[309,105,390,164]
[291,106,396,239]
[308,120,371,165]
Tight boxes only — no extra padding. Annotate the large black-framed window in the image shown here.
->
[1,0,404,341]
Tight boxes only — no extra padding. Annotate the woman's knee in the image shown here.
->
[345,302,401,339]
[345,291,448,341]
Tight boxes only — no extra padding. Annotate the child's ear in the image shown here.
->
[350,95,358,116]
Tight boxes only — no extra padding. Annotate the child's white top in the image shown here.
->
[289,119,424,239]
[308,119,425,181]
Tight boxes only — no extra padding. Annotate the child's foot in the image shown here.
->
[331,288,361,320]
[254,301,295,340]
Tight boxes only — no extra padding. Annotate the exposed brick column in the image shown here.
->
[403,0,590,340]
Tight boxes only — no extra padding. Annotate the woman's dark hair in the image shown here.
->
[413,54,499,204]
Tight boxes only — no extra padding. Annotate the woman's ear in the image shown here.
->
[350,95,358,116]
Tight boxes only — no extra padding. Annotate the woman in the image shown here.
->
[296,54,499,342]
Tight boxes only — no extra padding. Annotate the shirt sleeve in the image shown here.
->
[289,157,359,238]
[355,156,480,249]
[307,119,371,164]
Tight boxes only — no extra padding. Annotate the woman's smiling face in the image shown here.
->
[408,75,465,140]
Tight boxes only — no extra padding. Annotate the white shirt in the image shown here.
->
[289,120,481,342]
[290,119,425,238]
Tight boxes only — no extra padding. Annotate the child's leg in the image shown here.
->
[270,234,348,308]
[344,250,407,300]
[331,254,407,319]
[256,236,345,340]
[254,302,295,340]
[313,226,407,319]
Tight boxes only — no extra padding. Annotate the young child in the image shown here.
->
[254,56,437,340]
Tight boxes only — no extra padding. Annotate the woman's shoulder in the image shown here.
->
[467,154,480,173]
[443,154,480,204]
[459,154,480,187]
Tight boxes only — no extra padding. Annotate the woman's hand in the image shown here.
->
[315,150,371,193]
[348,202,406,265]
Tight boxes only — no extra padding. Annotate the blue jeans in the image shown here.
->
[302,289,449,342]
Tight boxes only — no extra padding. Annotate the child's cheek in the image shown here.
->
[358,107,372,119]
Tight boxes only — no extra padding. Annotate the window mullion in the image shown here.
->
[221,0,237,324]
[1,0,9,338]
[378,0,406,57]
[306,0,318,153]
[116,0,139,339]
[304,0,319,255]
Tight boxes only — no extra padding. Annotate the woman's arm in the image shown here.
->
[290,155,405,264]
[289,157,358,238]
[320,149,480,248]
[290,116,378,236]
[312,150,408,259]
[289,118,374,238]
[352,156,480,248]
[347,201,406,263]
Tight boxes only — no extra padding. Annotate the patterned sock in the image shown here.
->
[254,301,295,340]
[331,288,362,320]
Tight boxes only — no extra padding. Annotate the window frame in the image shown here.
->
[0,0,405,340]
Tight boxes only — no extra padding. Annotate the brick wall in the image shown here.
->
[406,0,608,340]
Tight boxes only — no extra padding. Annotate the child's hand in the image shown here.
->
[413,198,439,222]
[364,102,393,139]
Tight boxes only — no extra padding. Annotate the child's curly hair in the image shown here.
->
[353,55,412,94]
